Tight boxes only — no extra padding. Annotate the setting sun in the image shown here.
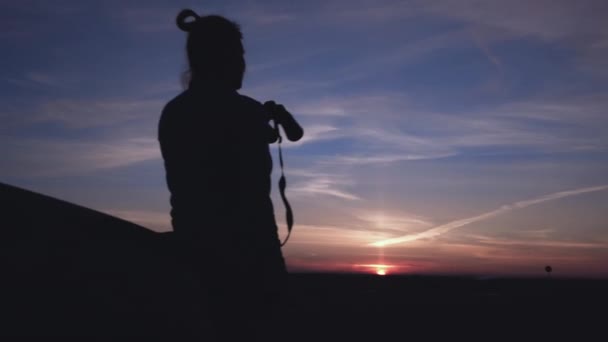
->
[355,264,395,275]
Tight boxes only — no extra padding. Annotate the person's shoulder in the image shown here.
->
[237,93,261,105]
[158,91,192,139]
[235,93,269,121]
[161,91,190,118]
[159,90,201,128]
[236,93,265,109]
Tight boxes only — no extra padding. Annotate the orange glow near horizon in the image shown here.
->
[355,263,396,275]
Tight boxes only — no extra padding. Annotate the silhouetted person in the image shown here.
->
[158,9,303,341]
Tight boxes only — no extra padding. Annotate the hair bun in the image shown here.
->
[176,9,200,32]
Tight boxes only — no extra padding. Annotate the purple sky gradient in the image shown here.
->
[2,0,608,277]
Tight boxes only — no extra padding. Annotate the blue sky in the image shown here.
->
[2,0,608,277]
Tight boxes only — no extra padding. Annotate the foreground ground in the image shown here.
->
[283,273,607,340]
[4,272,606,339]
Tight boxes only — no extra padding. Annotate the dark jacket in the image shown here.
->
[158,87,285,274]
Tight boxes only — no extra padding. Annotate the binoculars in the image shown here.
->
[264,101,304,142]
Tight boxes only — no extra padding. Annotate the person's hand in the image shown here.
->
[263,101,304,142]
[263,101,289,123]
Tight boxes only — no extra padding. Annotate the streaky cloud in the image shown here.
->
[1,137,160,178]
[369,185,608,247]
[289,176,361,201]
[327,152,456,165]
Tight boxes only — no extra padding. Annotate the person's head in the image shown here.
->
[176,9,245,91]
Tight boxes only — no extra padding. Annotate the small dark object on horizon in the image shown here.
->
[545,265,553,276]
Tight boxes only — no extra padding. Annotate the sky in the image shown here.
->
[2,0,608,278]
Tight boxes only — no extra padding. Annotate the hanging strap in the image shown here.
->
[273,120,294,247]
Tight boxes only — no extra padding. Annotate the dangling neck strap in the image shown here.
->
[273,120,294,247]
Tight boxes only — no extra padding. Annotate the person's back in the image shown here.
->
[157,9,302,340]
[159,87,284,272]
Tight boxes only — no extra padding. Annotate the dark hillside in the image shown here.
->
[1,182,201,337]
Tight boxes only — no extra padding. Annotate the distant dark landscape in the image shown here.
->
[2,182,606,339]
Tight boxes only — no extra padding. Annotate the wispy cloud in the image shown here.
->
[113,2,297,34]
[263,90,608,178]
[0,1,83,38]
[28,98,163,129]
[235,7,295,26]
[5,71,66,88]
[470,29,503,68]
[242,79,336,99]
[1,136,160,178]
[370,185,608,247]
[111,6,177,33]
[420,0,608,76]
[420,0,607,42]
[291,100,350,117]
[333,29,470,82]
[325,153,456,165]
[356,211,433,234]
[493,94,608,125]
[320,0,424,23]
[247,48,334,74]
[289,170,361,201]
[290,178,361,201]
[24,71,62,87]
[467,233,608,250]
